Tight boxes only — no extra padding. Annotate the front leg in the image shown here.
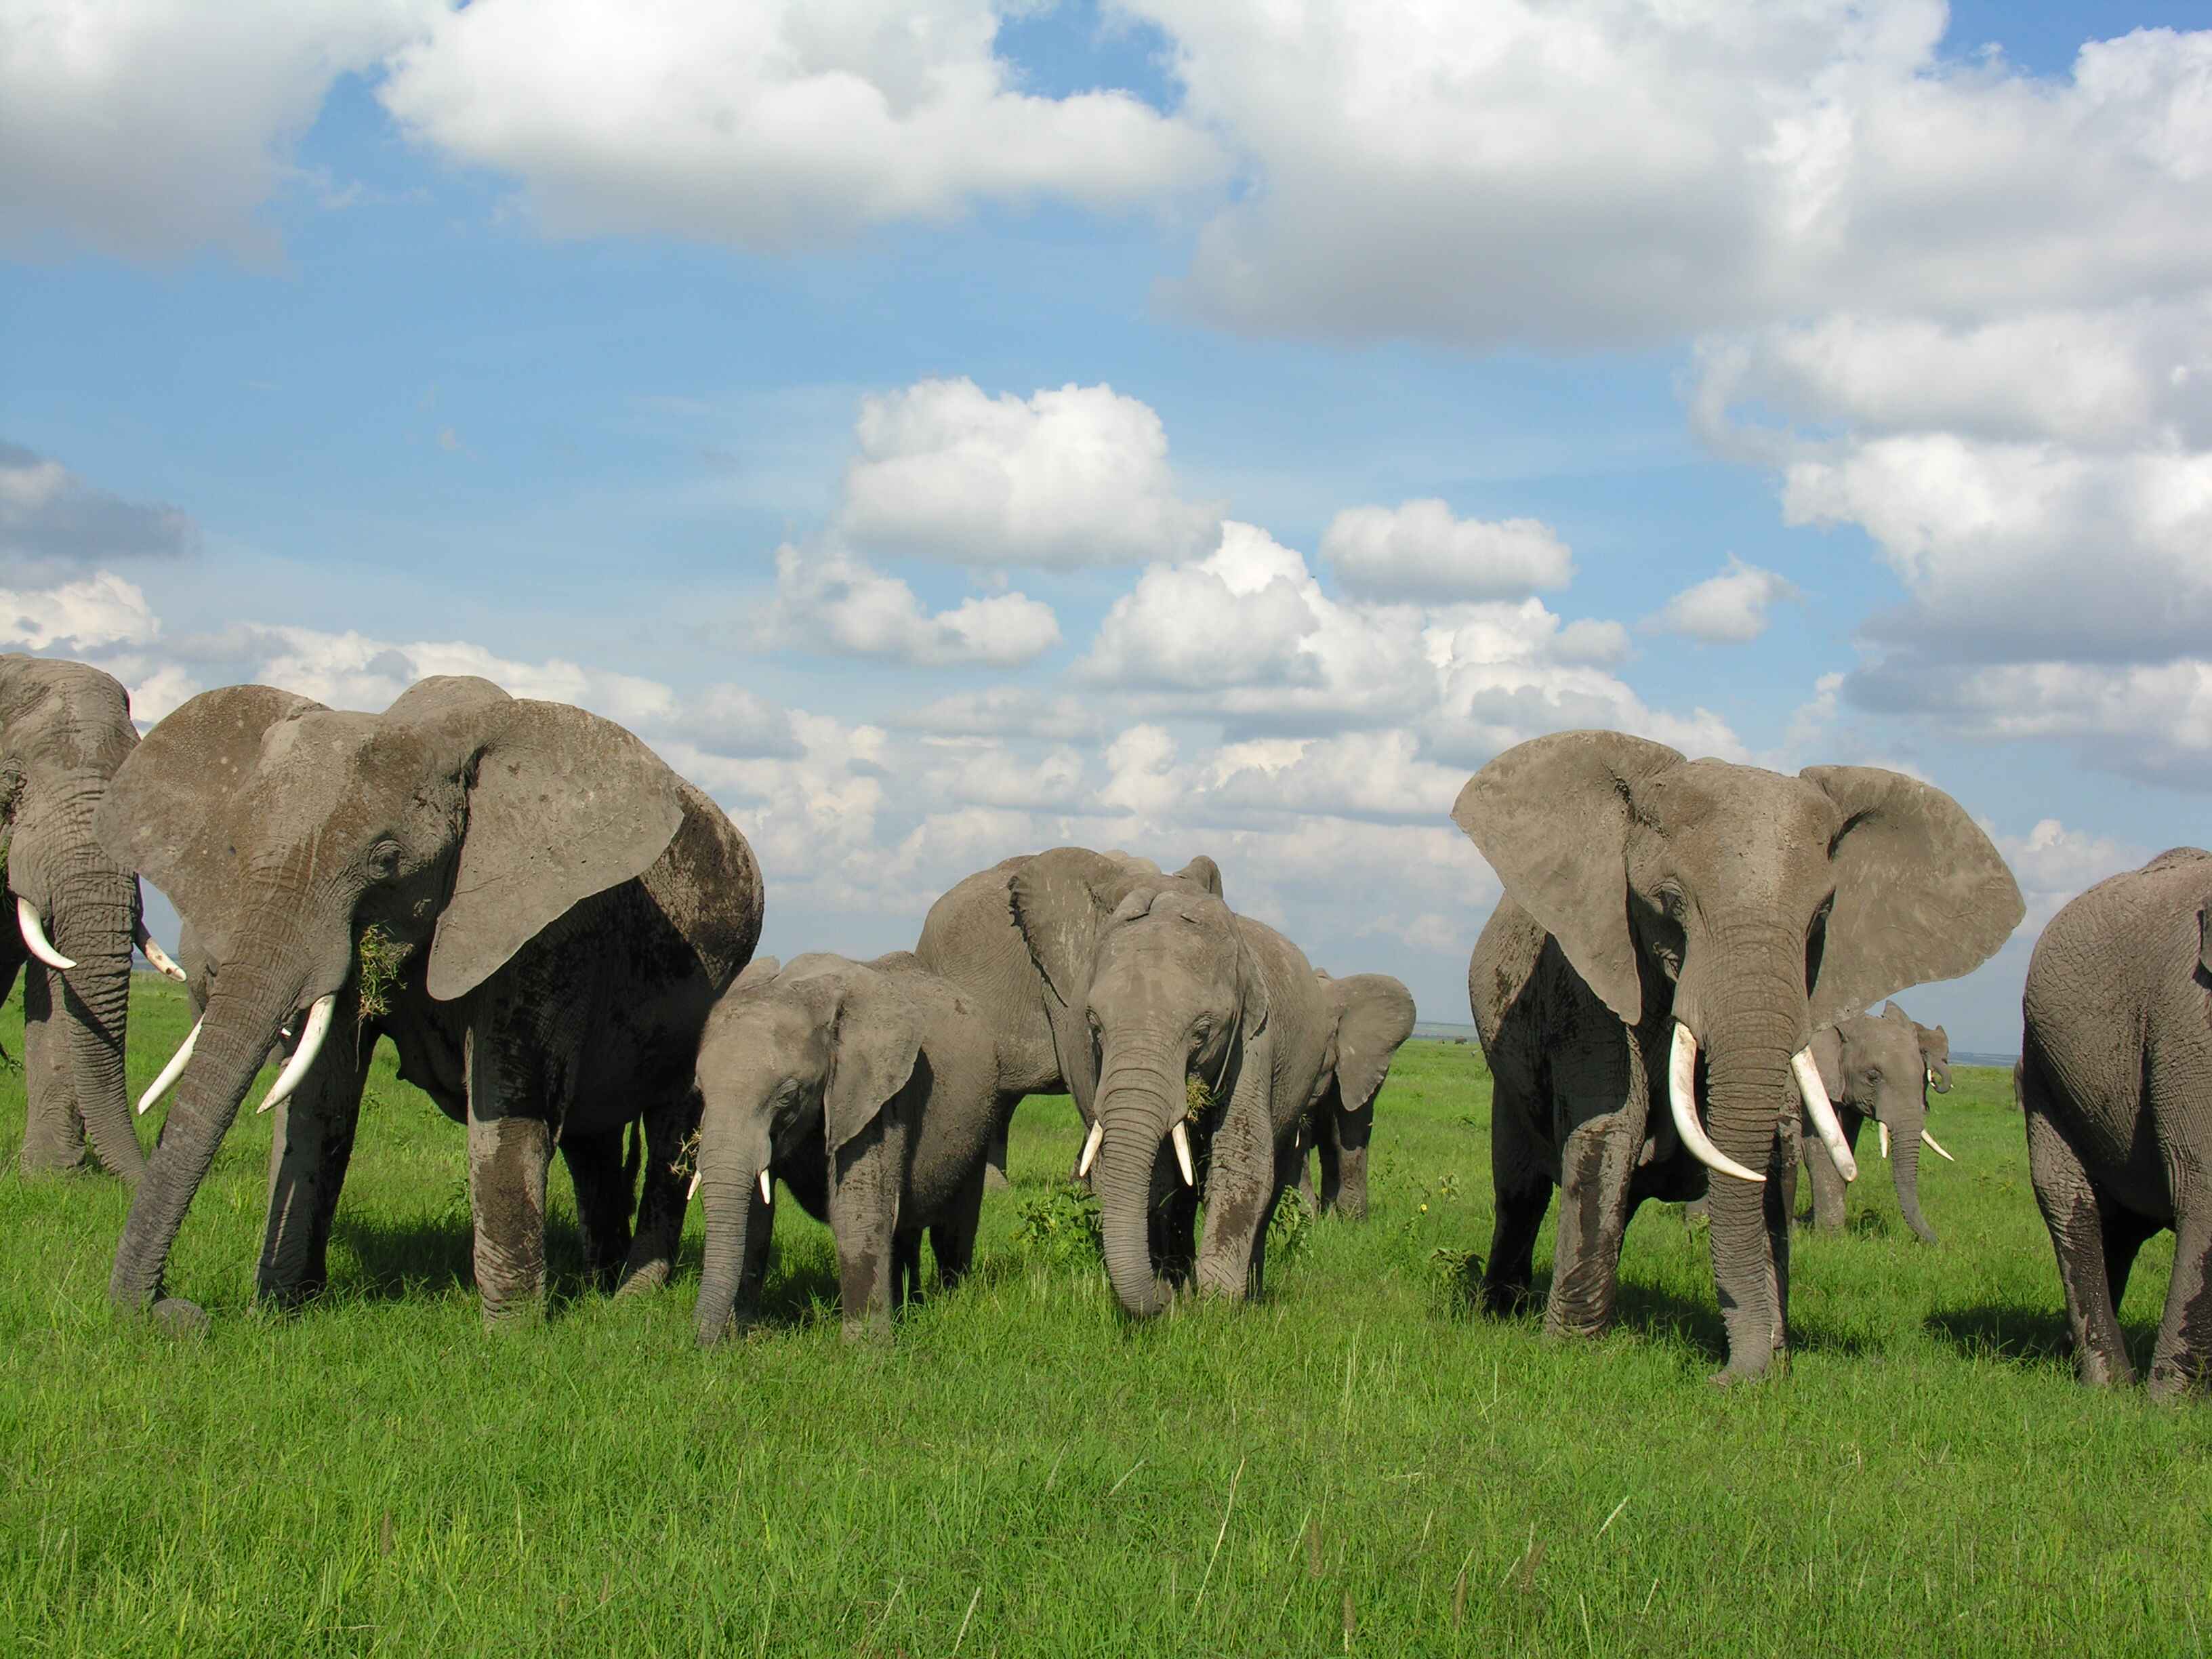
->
[1542,1031,1649,1342]
[829,1105,909,1340]
[560,1126,635,1292]
[465,1007,573,1324]
[1195,1036,1277,1300]
[619,1086,701,1296]
[258,998,372,1307]
[929,1165,986,1290]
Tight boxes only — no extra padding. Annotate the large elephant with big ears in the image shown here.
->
[97,676,762,1326]
[1454,732,2021,1382]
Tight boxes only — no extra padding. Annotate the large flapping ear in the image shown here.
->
[1803,766,2025,1029]
[422,697,686,1001]
[1330,973,1416,1112]
[1450,731,1683,1027]
[823,968,925,1153]
[1809,1024,1847,1102]
[94,684,326,954]
[1230,918,1273,1041]
[1174,855,1225,897]
[1008,846,1163,1008]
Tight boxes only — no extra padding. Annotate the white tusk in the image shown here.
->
[1921,1128,1955,1164]
[1667,1023,1766,1185]
[1879,1121,1891,1160]
[1077,1120,1104,1179]
[1170,1119,1195,1187]
[137,1016,201,1114]
[17,898,74,971]
[1793,1047,1858,1183]
[687,1171,700,1202]
[134,921,186,981]
[759,1168,773,1204]
[1926,1066,1937,1090]
[258,994,335,1113]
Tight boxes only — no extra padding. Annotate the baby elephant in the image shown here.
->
[691,951,999,1345]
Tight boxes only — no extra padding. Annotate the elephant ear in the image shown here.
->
[1802,766,2026,1029]
[422,697,686,1002]
[1809,1024,1847,1102]
[732,955,782,992]
[1008,846,1160,1008]
[1174,854,1225,897]
[1331,973,1416,1113]
[823,970,924,1153]
[94,684,327,956]
[1450,731,1684,1026]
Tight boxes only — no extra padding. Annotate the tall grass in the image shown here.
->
[1,979,2207,1654]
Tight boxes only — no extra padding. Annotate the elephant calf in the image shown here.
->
[691,951,1001,1344]
[2019,848,2212,1398]
[1799,1001,1955,1243]
[1294,970,1418,1222]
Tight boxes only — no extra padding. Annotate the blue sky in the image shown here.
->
[5,0,2209,1049]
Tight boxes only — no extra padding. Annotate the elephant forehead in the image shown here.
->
[1639,763,1838,860]
[251,714,438,829]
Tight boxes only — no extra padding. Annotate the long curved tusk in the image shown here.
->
[17,898,74,971]
[1170,1120,1195,1187]
[759,1168,773,1204]
[134,921,187,981]
[137,1016,202,1114]
[1879,1121,1891,1160]
[257,994,335,1114]
[687,1170,700,1202]
[1668,1023,1766,1185]
[1793,1048,1858,1183]
[1921,1128,1955,1164]
[1076,1120,1104,1179]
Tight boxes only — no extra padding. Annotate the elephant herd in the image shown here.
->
[5,655,2209,1395]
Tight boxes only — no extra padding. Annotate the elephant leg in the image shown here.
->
[1152,1166,1200,1290]
[2102,1206,2160,1315]
[891,1228,924,1311]
[1767,1114,1800,1357]
[930,1166,985,1291]
[560,1126,635,1293]
[2148,1208,2212,1401]
[1296,1118,1319,1214]
[18,964,89,1176]
[2022,1084,2133,1387]
[464,1023,560,1324]
[1544,1113,1640,1341]
[1802,1123,1848,1231]
[1195,1073,1279,1302]
[619,1088,699,1296]
[829,1106,907,1340]
[257,1023,371,1307]
[1483,1071,1552,1318]
[985,1115,1011,1191]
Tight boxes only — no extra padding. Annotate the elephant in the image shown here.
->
[690,950,1001,1344]
[1293,970,1417,1223]
[2018,847,2212,1397]
[1798,1001,1957,1242]
[1454,732,2022,1382]
[1004,852,1333,1316]
[96,675,763,1328]
[912,847,1223,1183]
[0,654,186,1184]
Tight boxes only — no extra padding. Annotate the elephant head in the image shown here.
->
[96,675,689,1315]
[1906,1007,1953,1095]
[1452,731,2022,1373]
[1010,849,1261,1317]
[691,954,926,1345]
[1311,971,1416,1221]
[0,653,181,1183]
[1810,1002,1954,1244]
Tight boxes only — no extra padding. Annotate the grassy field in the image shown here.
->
[3,976,2209,1655]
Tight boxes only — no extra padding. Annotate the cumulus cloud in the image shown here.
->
[0,443,197,560]
[1643,556,1800,643]
[0,572,160,652]
[834,379,1223,569]
[763,543,1061,668]
[1318,499,1573,600]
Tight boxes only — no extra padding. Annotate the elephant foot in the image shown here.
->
[1480,1281,1534,1319]
[613,1259,670,1298]
[478,1294,547,1329]
[150,1297,209,1338]
[1710,1349,1786,1389]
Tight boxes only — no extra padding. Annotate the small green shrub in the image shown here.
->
[1269,1185,1315,1263]
[1013,1184,1103,1269]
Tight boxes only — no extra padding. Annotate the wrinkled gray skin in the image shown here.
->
[98,676,762,1328]
[0,655,166,1185]
[1005,851,1332,1317]
[912,848,1224,1184]
[1799,1001,1954,1243]
[1294,971,1417,1223]
[692,951,1000,1344]
[1457,733,2022,1382]
[2018,848,2212,1398]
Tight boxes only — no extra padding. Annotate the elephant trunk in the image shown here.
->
[1319,1103,1372,1222]
[694,1153,771,1345]
[50,863,141,1185]
[108,948,308,1313]
[1887,1099,1937,1245]
[1926,1057,1953,1095]
[1092,1036,1181,1318]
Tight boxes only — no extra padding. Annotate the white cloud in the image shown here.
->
[1319,498,1573,600]
[1997,817,2153,932]
[1644,555,1800,643]
[377,0,1223,249]
[0,572,160,651]
[834,379,1223,569]
[764,543,1061,668]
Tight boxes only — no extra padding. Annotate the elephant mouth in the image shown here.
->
[1666,1021,1855,1184]
[138,992,339,1120]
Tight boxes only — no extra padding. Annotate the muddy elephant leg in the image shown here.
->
[464,1025,559,1324]
[257,1022,371,1307]
[618,1088,699,1297]
[18,964,88,1175]
[560,1126,635,1293]
[1195,1061,1278,1302]
[1483,1071,1552,1317]
[930,1166,985,1292]
[2148,1208,2212,1401]
[1544,1113,1642,1340]
[2022,1086,2133,1388]
[829,1106,908,1340]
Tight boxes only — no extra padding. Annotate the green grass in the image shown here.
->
[3,980,2211,1655]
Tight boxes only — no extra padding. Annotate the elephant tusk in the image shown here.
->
[1667,1023,1765,1185]
[138,1017,202,1114]
[1927,1066,1937,1090]
[1793,1047,1858,1183]
[1879,1121,1891,1160]
[1921,1128,1955,1164]
[134,921,187,981]
[258,994,335,1114]
[1170,1119,1195,1187]
[687,1171,700,1202]
[17,898,74,971]
[1077,1120,1104,1179]
[759,1168,773,1204]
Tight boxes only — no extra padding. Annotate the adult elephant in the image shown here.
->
[1799,1001,1957,1243]
[2018,848,2212,1397]
[0,655,184,1183]
[1455,733,2021,1383]
[912,847,1222,1181]
[1294,970,1417,1222]
[99,676,762,1327]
